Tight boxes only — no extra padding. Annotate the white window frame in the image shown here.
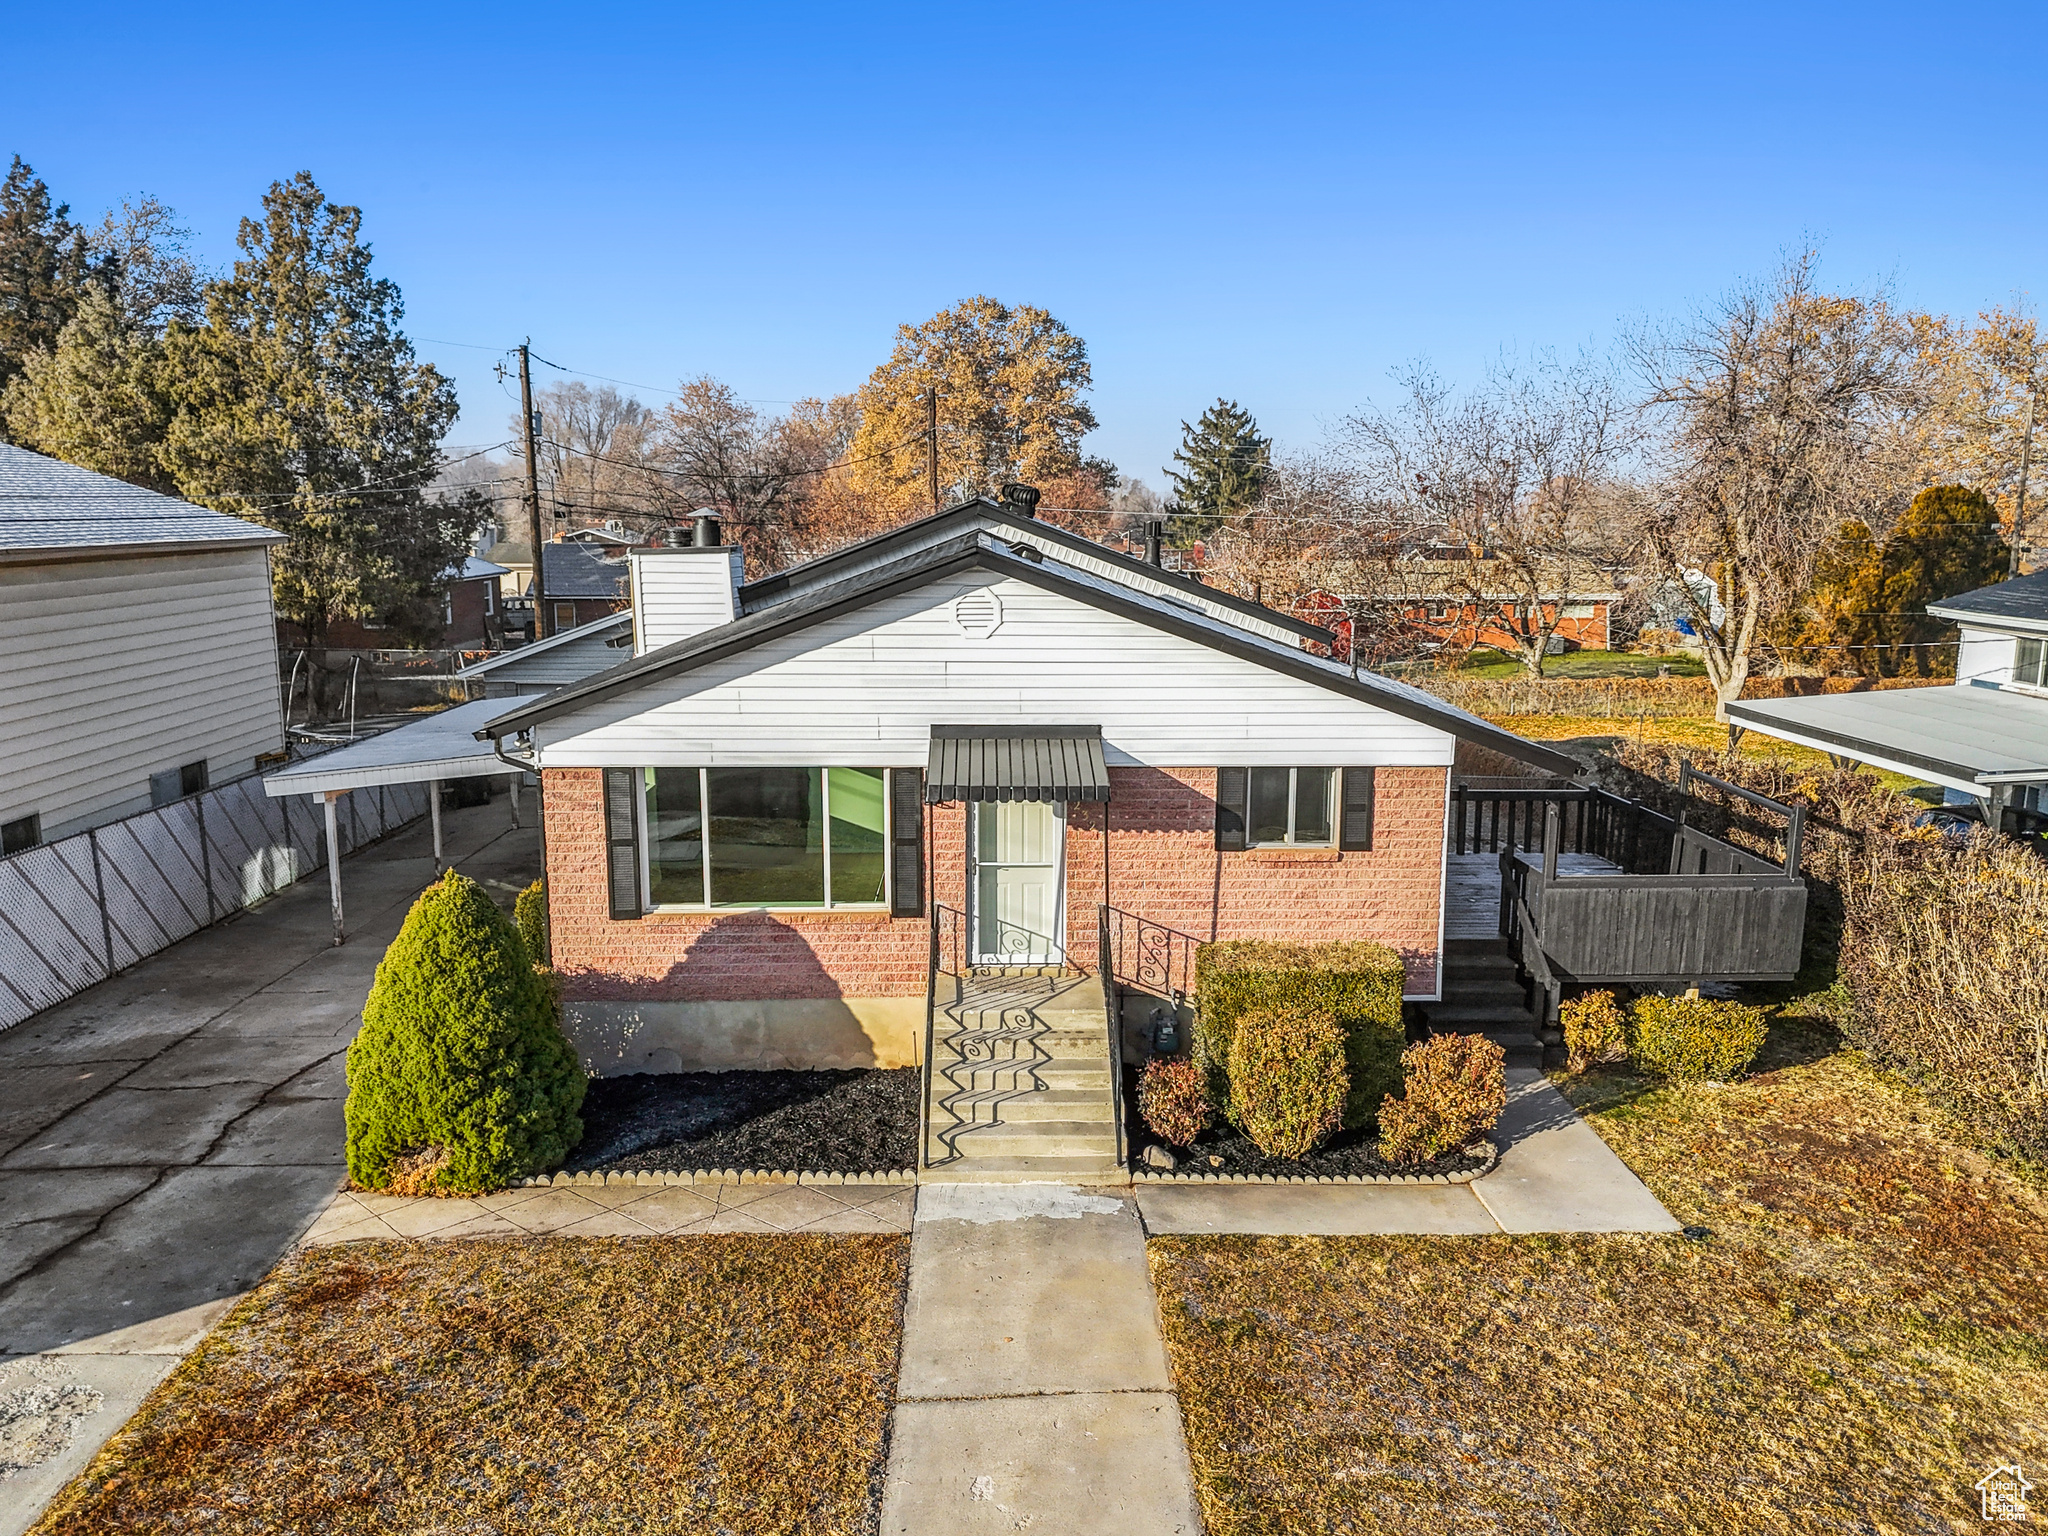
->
[640,766,893,912]
[1245,766,1337,848]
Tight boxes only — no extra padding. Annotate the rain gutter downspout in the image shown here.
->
[489,728,551,963]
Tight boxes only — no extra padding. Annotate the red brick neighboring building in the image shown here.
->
[278,556,510,649]
[478,499,1576,1075]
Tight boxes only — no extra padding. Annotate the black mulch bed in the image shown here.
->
[567,1067,919,1175]
[1123,1078,1490,1181]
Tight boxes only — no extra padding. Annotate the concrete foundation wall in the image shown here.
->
[564,996,926,1076]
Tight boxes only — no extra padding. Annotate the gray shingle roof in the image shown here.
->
[540,540,631,598]
[0,443,284,556]
[1926,569,2048,631]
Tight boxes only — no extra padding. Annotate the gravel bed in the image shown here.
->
[569,1067,919,1175]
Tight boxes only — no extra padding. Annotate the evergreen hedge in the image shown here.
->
[1627,994,1768,1083]
[345,870,585,1195]
[1194,939,1407,1129]
[515,877,549,966]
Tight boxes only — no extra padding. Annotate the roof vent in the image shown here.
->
[692,512,722,547]
[1145,520,1164,567]
[952,590,1004,639]
[1000,483,1040,518]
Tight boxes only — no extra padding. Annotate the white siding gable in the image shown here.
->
[1956,624,2016,687]
[535,572,1455,768]
[755,511,1314,648]
[2,547,284,838]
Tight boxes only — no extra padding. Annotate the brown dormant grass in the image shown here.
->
[31,1235,907,1535]
[1151,1046,2048,1535]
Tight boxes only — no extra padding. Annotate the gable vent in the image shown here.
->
[952,590,1004,639]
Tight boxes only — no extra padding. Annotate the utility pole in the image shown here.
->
[2012,385,2036,578]
[927,386,940,513]
[519,341,548,639]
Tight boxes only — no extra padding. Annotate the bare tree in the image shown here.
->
[528,380,674,532]
[1629,252,1920,716]
[1911,302,2045,564]
[1340,353,1632,677]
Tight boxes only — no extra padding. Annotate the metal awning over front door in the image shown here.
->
[926,725,1111,803]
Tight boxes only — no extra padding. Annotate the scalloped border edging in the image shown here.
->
[1129,1136,1501,1187]
[518,1167,918,1189]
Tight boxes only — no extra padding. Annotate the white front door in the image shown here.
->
[971,799,1065,965]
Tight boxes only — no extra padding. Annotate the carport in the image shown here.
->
[263,698,530,944]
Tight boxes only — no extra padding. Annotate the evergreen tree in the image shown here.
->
[1166,398,1270,535]
[1797,485,2008,676]
[0,157,97,401]
[0,288,173,490]
[345,870,584,1195]
[155,172,483,643]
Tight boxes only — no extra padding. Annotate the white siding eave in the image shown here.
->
[533,573,1456,770]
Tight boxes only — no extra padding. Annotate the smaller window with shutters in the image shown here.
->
[1215,767,1374,852]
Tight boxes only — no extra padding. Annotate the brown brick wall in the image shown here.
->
[543,763,1446,1002]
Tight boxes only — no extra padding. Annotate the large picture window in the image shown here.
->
[642,766,890,909]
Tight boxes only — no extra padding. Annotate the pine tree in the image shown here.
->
[0,158,96,401]
[1166,398,1270,534]
[0,288,173,490]
[345,870,585,1195]
[155,172,483,643]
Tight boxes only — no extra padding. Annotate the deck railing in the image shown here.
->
[1452,781,1677,875]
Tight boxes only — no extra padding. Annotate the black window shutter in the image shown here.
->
[603,768,643,920]
[889,768,925,918]
[1214,767,1248,852]
[1339,767,1376,851]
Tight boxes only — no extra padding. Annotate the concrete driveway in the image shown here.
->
[0,794,538,1531]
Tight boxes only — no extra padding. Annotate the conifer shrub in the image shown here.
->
[1137,1056,1212,1148]
[1195,939,1405,1128]
[345,870,585,1195]
[1225,1005,1348,1159]
[1561,989,1628,1074]
[1377,1033,1508,1165]
[1627,993,1767,1083]
[514,877,549,967]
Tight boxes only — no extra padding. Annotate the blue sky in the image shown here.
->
[6,2,2042,488]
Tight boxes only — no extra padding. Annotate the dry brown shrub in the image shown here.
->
[1377,1033,1508,1164]
[382,1147,452,1197]
[1137,1057,1212,1148]
[1561,989,1628,1073]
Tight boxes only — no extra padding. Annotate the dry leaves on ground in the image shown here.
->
[1151,1050,2048,1535]
[31,1234,908,1535]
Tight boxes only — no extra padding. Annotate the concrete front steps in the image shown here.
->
[1430,938,1553,1071]
[923,977,1124,1184]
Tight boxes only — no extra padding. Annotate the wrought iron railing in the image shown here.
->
[1099,905,1202,1007]
[1095,906,1127,1169]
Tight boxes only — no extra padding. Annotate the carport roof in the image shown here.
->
[263,700,517,796]
[1725,684,2048,791]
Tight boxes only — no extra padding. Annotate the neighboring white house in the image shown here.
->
[1726,568,2048,830]
[0,444,287,850]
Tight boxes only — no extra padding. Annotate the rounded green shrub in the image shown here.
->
[1561,989,1628,1074]
[1226,1005,1348,1159]
[514,877,549,967]
[1627,993,1768,1083]
[345,870,586,1195]
[1195,939,1405,1129]
[1137,1056,1212,1148]
[1378,1032,1508,1165]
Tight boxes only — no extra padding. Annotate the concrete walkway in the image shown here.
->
[1136,1069,1679,1236]
[879,1185,1202,1534]
[0,796,537,1536]
[302,1180,915,1241]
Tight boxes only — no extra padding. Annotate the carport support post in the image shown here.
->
[323,791,346,946]
[508,771,521,829]
[430,779,444,873]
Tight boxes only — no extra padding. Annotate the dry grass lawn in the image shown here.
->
[1150,1034,2048,1535]
[31,1235,907,1535]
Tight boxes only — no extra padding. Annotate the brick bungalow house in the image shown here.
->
[476,496,1577,1082]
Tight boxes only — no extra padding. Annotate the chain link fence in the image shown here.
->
[0,767,427,1032]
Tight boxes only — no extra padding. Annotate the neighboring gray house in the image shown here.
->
[0,445,287,849]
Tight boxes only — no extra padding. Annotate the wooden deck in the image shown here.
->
[1445,852,1623,942]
